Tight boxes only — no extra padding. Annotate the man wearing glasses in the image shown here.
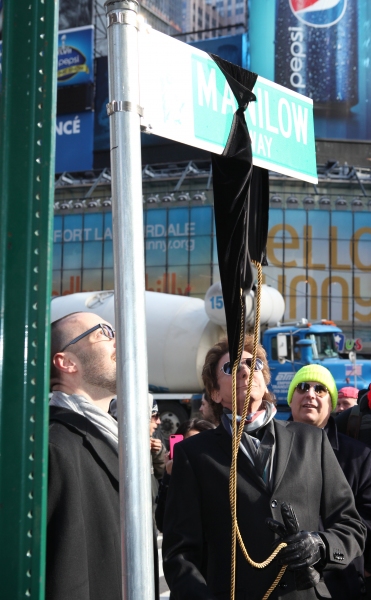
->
[47,312,121,600]
[289,365,371,600]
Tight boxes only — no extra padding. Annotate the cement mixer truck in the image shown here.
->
[51,283,371,435]
[50,283,284,437]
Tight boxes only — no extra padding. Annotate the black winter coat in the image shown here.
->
[47,407,122,600]
[322,416,371,598]
[162,420,366,600]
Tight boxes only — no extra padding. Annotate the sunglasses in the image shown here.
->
[295,382,328,397]
[220,357,264,375]
[60,323,115,352]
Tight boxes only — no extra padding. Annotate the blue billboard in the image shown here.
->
[57,25,94,87]
[249,0,371,141]
[189,33,249,70]
[55,111,94,172]
[52,206,216,297]
[94,56,109,152]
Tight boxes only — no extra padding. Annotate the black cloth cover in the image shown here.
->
[209,54,269,366]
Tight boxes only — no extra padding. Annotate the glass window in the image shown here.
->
[82,269,103,292]
[103,269,114,290]
[62,214,83,242]
[305,333,339,359]
[190,265,212,297]
[146,237,167,267]
[84,213,103,242]
[53,243,62,270]
[52,271,61,297]
[168,237,190,266]
[63,242,82,270]
[271,335,300,361]
[83,241,103,269]
[103,240,113,268]
[54,215,63,244]
[62,270,82,295]
[190,236,212,265]
[190,205,212,235]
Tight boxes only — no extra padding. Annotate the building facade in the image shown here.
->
[53,161,371,355]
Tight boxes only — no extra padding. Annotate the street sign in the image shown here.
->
[139,27,317,184]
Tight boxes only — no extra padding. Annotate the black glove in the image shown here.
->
[277,530,326,569]
[266,503,326,590]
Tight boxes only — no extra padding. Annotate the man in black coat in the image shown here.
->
[47,312,121,600]
[289,365,371,599]
[162,338,366,600]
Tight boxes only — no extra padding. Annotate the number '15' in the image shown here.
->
[210,295,223,309]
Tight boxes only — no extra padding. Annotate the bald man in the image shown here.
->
[47,312,121,600]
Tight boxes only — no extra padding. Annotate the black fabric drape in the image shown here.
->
[210,55,269,366]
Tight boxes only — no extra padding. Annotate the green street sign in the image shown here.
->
[139,27,317,184]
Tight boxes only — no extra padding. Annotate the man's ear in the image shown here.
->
[53,352,78,374]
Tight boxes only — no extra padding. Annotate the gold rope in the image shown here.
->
[229,262,287,600]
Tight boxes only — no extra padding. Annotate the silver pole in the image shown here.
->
[105,2,155,599]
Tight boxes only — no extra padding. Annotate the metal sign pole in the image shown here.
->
[105,1,155,599]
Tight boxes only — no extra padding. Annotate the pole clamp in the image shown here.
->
[106,100,144,117]
[107,10,138,28]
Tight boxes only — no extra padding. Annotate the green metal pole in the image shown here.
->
[0,0,58,598]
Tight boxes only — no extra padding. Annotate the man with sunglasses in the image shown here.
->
[47,311,121,600]
[289,364,371,599]
[162,337,365,600]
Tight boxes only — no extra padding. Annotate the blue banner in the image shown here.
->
[57,25,94,87]
[55,111,94,172]
[189,33,249,70]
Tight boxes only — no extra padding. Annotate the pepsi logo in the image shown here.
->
[289,0,347,28]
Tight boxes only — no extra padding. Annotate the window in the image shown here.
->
[305,333,339,359]
[271,335,301,361]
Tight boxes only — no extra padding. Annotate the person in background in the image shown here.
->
[155,418,215,534]
[288,364,371,599]
[336,386,359,413]
[149,398,166,600]
[162,336,366,600]
[199,389,222,426]
[150,399,166,483]
[336,384,371,449]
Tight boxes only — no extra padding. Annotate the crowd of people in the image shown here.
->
[47,310,371,599]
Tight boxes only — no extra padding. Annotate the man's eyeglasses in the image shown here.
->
[295,382,328,397]
[220,357,264,375]
[60,323,115,353]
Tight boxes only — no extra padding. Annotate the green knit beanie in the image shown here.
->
[287,365,338,410]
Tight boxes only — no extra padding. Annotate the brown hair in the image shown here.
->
[202,335,274,403]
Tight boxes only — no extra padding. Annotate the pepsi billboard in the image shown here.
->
[249,0,371,140]
[57,25,94,87]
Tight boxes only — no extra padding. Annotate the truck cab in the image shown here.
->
[263,320,371,415]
